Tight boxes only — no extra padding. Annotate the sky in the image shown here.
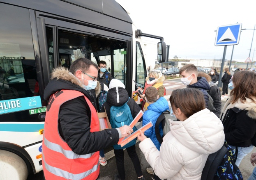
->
[116,0,256,62]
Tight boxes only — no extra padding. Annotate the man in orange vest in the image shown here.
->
[42,58,133,180]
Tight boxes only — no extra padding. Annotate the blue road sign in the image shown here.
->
[215,24,242,46]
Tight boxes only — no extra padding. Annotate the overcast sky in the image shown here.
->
[117,0,256,62]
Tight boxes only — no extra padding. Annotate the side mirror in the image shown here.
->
[157,42,167,62]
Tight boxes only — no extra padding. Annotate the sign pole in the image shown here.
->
[247,25,255,69]
[218,45,227,87]
[229,45,234,72]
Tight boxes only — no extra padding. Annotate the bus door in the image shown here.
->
[135,42,147,88]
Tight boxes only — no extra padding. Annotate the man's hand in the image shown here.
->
[138,130,147,142]
[119,125,133,138]
[251,153,256,166]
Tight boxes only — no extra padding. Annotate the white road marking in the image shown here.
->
[165,85,181,89]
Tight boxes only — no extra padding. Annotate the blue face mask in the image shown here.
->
[228,81,234,90]
[83,80,97,90]
[100,68,106,73]
[149,77,155,81]
[170,108,176,118]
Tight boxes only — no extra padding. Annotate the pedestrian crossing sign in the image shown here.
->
[215,24,242,46]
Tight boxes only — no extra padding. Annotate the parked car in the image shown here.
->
[164,69,174,75]
[197,67,205,72]
[203,68,211,74]
[154,68,167,73]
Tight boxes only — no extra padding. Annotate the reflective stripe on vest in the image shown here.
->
[44,137,94,160]
[43,155,99,179]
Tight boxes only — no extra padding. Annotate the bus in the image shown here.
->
[0,0,167,179]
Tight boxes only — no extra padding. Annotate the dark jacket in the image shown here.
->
[209,82,222,117]
[221,98,256,147]
[188,77,210,108]
[214,70,220,81]
[44,68,119,155]
[221,72,232,83]
[103,87,141,122]
[209,74,218,83]
[98,71,112,87]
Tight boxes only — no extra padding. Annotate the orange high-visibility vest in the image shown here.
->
[42,90,100,180]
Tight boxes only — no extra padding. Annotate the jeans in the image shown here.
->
[230,145,254,167]
[248,167,256,180]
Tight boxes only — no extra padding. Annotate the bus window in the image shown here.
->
[58,29,87,69]
[57,29,127,85]
[113,49,126,84]
[136,42,146,87]
[46,27,54,72]
[0,4,43,122]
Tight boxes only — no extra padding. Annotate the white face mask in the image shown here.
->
[181,74,193,85]
[210,72,214,75]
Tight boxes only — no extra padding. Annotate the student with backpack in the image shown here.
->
[221,71,256,167]
[198,72,222,117]
[143,86,169,150]
[143,87,169,180]
[89,82,109,166]
[138,88,225,180]
[102,79,144,180]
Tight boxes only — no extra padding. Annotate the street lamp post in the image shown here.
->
[246,25,256,69]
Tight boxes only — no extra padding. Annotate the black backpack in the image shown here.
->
[155,111,171,144]
[201,143,243,180]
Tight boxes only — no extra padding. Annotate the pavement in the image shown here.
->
[28,78,255,180]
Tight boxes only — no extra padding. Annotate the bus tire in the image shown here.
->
[0,150,28,180]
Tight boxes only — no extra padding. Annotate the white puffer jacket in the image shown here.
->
[139,109,225,180]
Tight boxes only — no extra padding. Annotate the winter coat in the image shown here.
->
[221,72,232,83]
[209,74,218,83]
[98,71,112,87]
[187,77,210,108]
[143,97,170,150]
[44,68,119,155]
[208,82,222,117]
[139,109,225,180]
[221,97,256,147]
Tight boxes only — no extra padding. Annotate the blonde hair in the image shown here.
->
[149,71,159,78]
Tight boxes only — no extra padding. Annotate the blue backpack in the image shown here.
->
[109,98,137,149]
